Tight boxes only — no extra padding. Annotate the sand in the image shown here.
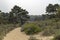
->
[3,27,53,40]
[3,27,29,40]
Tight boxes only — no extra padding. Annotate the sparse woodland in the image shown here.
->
[0,4,60,40]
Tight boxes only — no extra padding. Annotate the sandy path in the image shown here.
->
[3,27,29,40]
[3,27,54,40]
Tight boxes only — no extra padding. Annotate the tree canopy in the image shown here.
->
[46,4,60,14]
[45,4,60,19]
[0,5,29,25]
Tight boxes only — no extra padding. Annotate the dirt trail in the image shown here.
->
[3,27,54,40]
[3,27,29,40]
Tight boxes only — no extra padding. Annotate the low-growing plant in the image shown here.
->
[29,35,38,40]
[0,24,18,40]
[42,26,55,36]
[21,23,41,35]
[52,35,60,40]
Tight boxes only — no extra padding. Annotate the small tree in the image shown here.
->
[9,5,29,25]
[46,4,60,19]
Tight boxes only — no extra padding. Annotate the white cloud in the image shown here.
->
[0,0,59,15]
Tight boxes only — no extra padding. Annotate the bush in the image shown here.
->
[21,23,41,35]
[42,24,60,36]
[53,35,60,40]
[42,26,55,36]
[0,24,18,40]
[29,35,38,40]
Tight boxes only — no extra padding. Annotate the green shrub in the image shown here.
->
[42,23,60,36]
[53,35,60,40]
[42,26,55,36]
[0,24,18,40]
[22,23,41,35]
[29,36,38,40]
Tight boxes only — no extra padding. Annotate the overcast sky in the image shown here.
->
[0,0,60,15]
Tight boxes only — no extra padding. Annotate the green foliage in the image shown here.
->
[0,3,60,40]
[42,26,55,36]
[33,19,60,36]
[46,4,60,19]
[10,5,29,25]
[46,4,59,13]
[0,5,29,25]
[22,23,41,35]
[56,8,60,18]
[0,24,18,40]
[52,35,60,40]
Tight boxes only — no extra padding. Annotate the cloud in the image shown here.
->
[0,0,59,15]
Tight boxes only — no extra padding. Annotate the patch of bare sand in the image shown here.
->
[3,27,54,40]
[3,27,29,40]
[34,34,54,40]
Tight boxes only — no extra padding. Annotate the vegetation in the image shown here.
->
[0,5,29,40]
[0,3,60,40]
[0,24,19,40]
[0,5,29,26]
[52,35,60,40]
[29,36,38,40]
[22,23,41,35]
[41,20,60,36]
